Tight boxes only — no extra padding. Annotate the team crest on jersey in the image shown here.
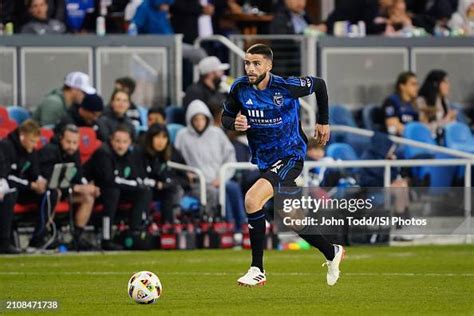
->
[300,77,312,88]
[273,92,284,106]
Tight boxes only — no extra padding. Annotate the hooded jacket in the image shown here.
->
[0,130,40,190]
[175,99,236,183]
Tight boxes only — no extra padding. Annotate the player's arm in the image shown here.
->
[286,76,329,145]
[221,82,250,132]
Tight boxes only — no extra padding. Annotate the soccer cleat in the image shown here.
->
[237,267,266,287]
[323,244,345,286]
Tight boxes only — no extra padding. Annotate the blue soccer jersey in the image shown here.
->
[223,73,328,170]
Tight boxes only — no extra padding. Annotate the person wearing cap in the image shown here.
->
[54,93,107,142]
[33,72,96,126]
[183,56,230,113]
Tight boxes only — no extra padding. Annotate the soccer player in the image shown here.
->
[221,44,344,287]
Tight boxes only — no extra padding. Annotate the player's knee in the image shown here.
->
[244,192,261,213]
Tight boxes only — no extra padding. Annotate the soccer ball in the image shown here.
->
[127,271,162,304]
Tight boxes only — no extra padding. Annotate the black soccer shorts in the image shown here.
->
[260,156,303,188]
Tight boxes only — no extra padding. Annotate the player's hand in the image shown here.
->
[234,114,250,131]
[314,124,330,146]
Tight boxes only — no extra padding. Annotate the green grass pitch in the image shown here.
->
[0,244,473,315]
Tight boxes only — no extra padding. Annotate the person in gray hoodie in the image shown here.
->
[175,99,245,227]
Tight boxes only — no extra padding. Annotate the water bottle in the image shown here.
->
[5,22,13,35]
[127,22,138,36]
[96,16,106,36]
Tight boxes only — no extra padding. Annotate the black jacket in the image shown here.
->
[98,106,136,141]
[183,80,227,113]
[0,130,40,190]
[269,6,313,34]
[84,143,145,191]
[136,145,190,191]
[170,0,203,44]
[38,142,83,186]
[54,104,108,142]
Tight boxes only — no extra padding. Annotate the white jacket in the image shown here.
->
[175,100,236,183]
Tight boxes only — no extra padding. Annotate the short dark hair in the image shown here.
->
[246,44,273,61]
[26,0,46,9]
[144,123,172,161]
[395,71,416,94]
[147,106,166,120]
[111,124,133,139]
[60,124,79,138]
[115,77,136,95]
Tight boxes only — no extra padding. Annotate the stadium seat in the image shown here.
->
[79,127,102,163]
[7,106,30,125]
[444,122,474,182]
[0,127,10,139]
[326,143,358,161]
[444,122,474,153]
[36,128,54,150]
[166,106,186,125]
[402,122,436,159]
[404,122,455,187]
[329,104,369,156]
[362,104,384,131]
[167,123,185,145]
[0,107,18,132]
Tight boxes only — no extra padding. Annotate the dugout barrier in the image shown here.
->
[0,35,183,109]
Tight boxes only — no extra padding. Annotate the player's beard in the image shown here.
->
[249,72,267,86]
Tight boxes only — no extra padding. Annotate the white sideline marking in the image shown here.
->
[0,271,473,277]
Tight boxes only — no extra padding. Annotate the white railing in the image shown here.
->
[167,161,207,206]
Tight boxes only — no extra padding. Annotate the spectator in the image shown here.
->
[98,90,136,140]
[417,70,457,133]
[183,56,230,112]
[38,124,100,250]
[114,77,143,129]
[270,0,326,34]
[175,99,244,220]
[132,0,207,65]
[382,71,419,136]
[326,0,379,35]
[385,0,436,34]
[170,0,215,44]
[1,0,27,30]
[0,120,47,252]
[132,0,174,35]
[407,0,457,29]
[147,107,167,127]
[449,0,474,35]
[21,0,66,34]
[33,72,95,127]
[139,124,190,223]
[54,93,107,141]
[85,124,152,251]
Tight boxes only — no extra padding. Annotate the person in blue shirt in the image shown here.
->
[382,71,419,136]
[221,43,344,287]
